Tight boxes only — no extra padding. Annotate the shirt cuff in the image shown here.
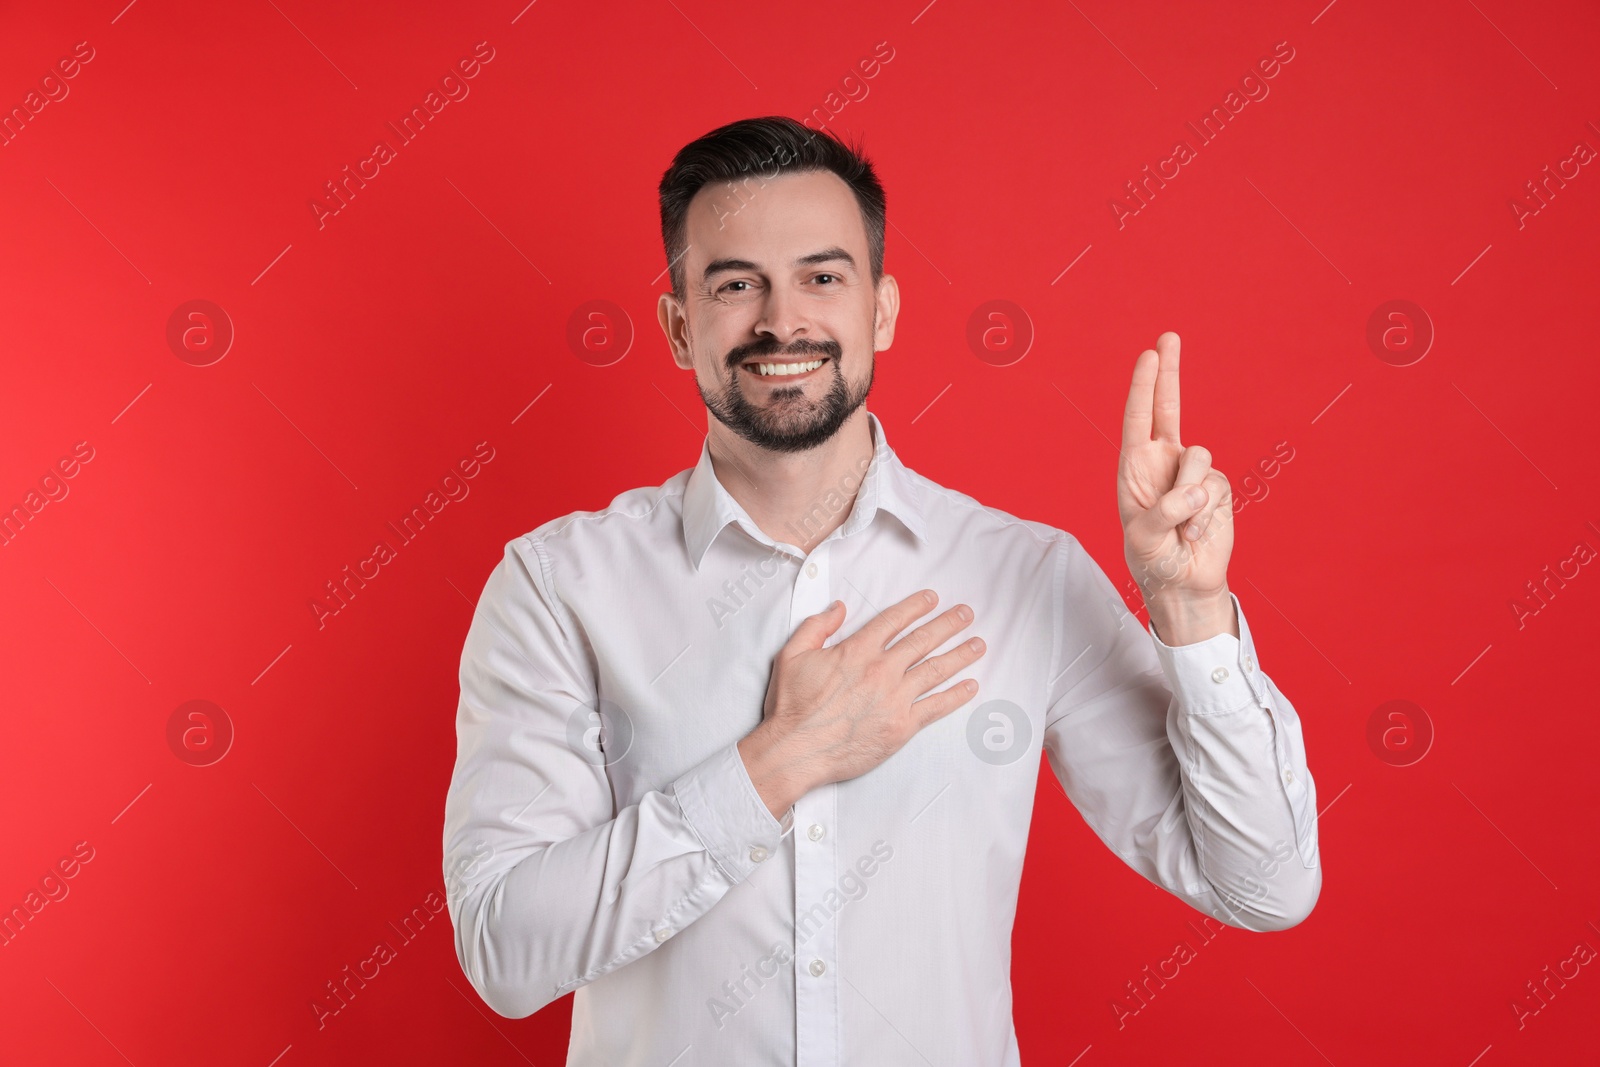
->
[1146,591,1270,715]
[672,740,794,884]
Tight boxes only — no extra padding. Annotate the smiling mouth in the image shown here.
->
[740,356,830,379]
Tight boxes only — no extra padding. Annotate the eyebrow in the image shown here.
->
[701,246,857,283]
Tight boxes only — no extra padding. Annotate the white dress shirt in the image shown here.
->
[443,409,1321,1066]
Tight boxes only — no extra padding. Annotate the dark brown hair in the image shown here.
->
[657,116,887,301]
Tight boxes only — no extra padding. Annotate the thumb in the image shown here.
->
[785,599,846,654]
[1142,482,1208,539]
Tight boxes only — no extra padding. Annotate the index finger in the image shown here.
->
[851,588,940,651]
[1121,346,1158,451]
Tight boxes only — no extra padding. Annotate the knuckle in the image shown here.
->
[861,659,891,688]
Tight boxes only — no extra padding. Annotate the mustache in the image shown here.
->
[727,337,841,369]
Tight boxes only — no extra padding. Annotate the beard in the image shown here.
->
[696,335,874,454]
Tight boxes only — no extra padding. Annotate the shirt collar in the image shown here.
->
[682,409,929,570]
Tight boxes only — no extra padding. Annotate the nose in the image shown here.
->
[752,281,812,348]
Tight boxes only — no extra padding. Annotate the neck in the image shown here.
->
[705,407,875,555]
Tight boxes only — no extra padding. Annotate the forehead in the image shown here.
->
[684,168,867,271]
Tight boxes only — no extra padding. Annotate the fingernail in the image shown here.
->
[1186,487,1205,506]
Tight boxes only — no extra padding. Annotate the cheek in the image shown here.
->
[685,314,732,365]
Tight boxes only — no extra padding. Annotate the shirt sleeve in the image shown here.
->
[442,534,795,1019]
[1040,533,1321,931]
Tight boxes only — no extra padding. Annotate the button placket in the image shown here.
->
[1256,692,1313,868]
[1234,604,1270,707]
[1243,651,1269,707]
[793,786,840,1066]
[789,542,839,1066]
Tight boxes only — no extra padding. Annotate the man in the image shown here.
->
[442,115,1320,1066]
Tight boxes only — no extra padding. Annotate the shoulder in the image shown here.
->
[506,467,692,572]
[899,461,1079,556]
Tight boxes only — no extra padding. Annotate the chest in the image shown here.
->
[571,529,1057,821]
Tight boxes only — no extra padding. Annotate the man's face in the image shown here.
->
[658,168,898,454]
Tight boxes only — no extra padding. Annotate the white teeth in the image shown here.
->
[751,359,824,377]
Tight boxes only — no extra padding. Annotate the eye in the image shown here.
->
[813,273,839,285]
[720,280,755,294]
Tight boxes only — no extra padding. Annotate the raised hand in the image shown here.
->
[1117,332,1237,643]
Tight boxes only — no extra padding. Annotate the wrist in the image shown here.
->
[1146,588,1236,646]
[737,725,808,820]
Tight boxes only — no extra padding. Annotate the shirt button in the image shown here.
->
[805,561,818,579]
[809,959,827,977]
[1211,666,1229,684]
[654,928,671,943]
[1283,769,1294,784]
[749,846,769,863]
[1243,654,1255,672]
[807,823,825,842]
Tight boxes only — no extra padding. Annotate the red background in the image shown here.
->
[3,0,1597,1064]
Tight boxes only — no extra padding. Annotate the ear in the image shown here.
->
[872,274,899,352]
[657,292,694,370]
